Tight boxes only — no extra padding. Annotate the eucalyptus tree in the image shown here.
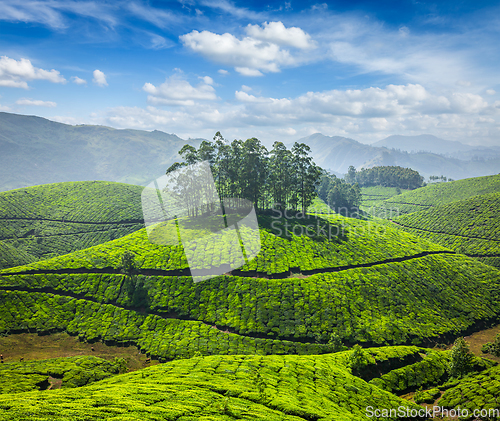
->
[292,142,322,214]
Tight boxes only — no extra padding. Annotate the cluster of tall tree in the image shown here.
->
[167,132,322,213]
[317,173,362,213]
[345,165,424,189]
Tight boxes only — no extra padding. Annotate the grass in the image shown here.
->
[0,355,127,394]
[0,332,157,371]
[360,186,407,210]
[0,211,448,275]
[2,252,500,350]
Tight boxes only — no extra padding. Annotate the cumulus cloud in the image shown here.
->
[16,98,57,107]
[0,56,66,88]
[486,89,496,95]
[71,76,87,85]
[245,21,315,49]
[92,69,108,87]
[218,69,229,75]
[142,75,217,105]
[180,21,314,75]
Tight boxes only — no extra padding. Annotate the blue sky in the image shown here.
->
[0,0,499,145]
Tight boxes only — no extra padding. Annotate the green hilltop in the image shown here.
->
[392,192,500,268]
[376,174,500,216]
[2,199,500,356]
[2,173,500,419]
[0,347,457,420]
[0,181,145,265]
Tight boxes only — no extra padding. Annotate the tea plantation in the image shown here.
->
[0,181,145,264]
[377,174,500,216]
[0,347,443,420]
[0,355,126,394]
[2,177,500,419]
[392,192,500,267]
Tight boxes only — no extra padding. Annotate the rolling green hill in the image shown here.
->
[360,186,407,210]
[0,241,36,270]
[378,174,500,216]
[0,347,440,420]
[2,209,500,358]
[0,181,145,264]
[0,355,126,394]
[392,192,500,268]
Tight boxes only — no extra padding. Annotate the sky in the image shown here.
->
[0,0,499,146]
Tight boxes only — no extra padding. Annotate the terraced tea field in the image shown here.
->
[0,181,145,266]
[392,192,500,268]
[377,174,500,216]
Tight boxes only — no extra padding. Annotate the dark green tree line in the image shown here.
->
[317,172,362,213]
[346,165,424,189]
[167,132,322,213]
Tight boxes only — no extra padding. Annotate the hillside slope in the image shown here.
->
[0,348,429,421]
[2,211,500,356]
[393,192,500,267]
[378,174,500,216]
[296,133,500,179]
[0,181,145,263]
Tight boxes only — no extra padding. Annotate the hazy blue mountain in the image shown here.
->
[373,134,474,155]
[296,133,500,180]
[0,112,200,192]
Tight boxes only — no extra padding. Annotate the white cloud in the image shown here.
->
[16,98,57,107]
[199,0,263,20]
[71,76,87,85]
[456,80,471,87]
[218,69,229,75]
[180,22,312,75]
[148,33,174,49]
[235,67,263,77]
[96,81,500,146]
[126,2,175,28]
[245,21,315,49]
[398,26,410,37]
[487,89,496,95]
[142,75,217,105]
[0,56,66,88]
[0,0,117,29]
[93,69,108,87]
[235,91,271,102]
[199,76,214,85]
[241,85,252,92]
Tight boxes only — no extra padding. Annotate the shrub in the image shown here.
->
[449,337,474,378]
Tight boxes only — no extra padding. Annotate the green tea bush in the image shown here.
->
[0,352,424,420]
[393,192,500,265]
[0,181,145,265]
[378,174,500,216]
[0,355,125,394]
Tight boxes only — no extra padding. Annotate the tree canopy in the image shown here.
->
[348,165,424,189]
[168,132,322,213]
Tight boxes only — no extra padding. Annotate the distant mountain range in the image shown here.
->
[296,133,500,180]
[0,112,198,192]
[1,112,500,192]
